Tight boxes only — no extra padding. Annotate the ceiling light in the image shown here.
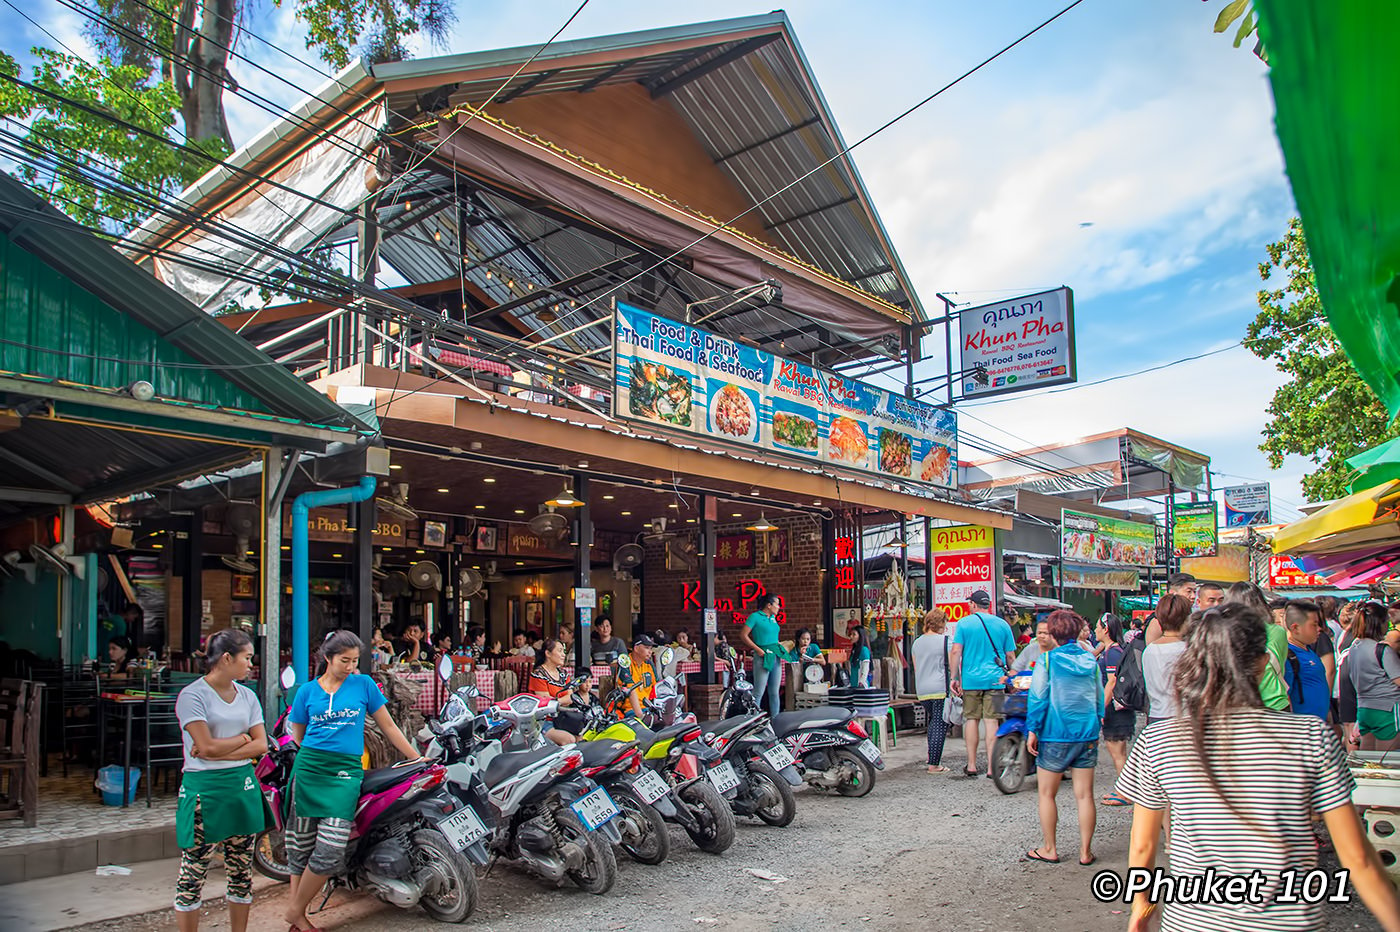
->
[620,511,632,516]
[746,513,778,533]
[151,543,163,549]
[685,518,696,523]
[668,503,679,509]
[245,550,255,556]
[382,547,392,552]
[433,229,441,242]
[474,504,485,510]
[281,545,290,551]
[732,513,742,517]
[812,500,822,505]
[883,533,908,549]
[485,269,493,279]
[390,464,403,470]
[546,484,584,508]
[750,488,760,496]
[577,460,588,468]
[603,494,615,500]
[483,477,496,483]
[515,561,525,566]
[415,549,425,554]
[514,509,525,515]
[437,488,450,493]
[332,553,342,558]
[404,200,412,212]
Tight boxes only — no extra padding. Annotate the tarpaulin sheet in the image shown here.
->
[1256,0,1400,417]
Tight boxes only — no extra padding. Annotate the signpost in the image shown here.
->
[1223,484,1271,527]
[958,287,1076,398]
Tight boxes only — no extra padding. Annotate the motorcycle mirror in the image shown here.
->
[659,646,675,666]
[436,655,453,683]
[280,665,297,690]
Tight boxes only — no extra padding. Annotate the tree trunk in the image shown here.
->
[177,0,235,151]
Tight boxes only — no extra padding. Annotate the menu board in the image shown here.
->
[1060,508,1155,567]
[614,303,958,488]
[1172,502,1219,558]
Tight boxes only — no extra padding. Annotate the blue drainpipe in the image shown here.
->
[291,475,378,684]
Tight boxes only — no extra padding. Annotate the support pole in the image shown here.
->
[573,475,592,672]
[259,448,290,722]
[354,496,376,672]
[822,515,835,650]
[180,507,204,659]
[292,476,377,685]
[900,514,911,693]
[700,495,717,684]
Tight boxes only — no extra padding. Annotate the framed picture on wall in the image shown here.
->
[475,525,498,554]
[525,600,544,630]
[764,529,790,566]
[232,574,255,598]
[423,520,447,548]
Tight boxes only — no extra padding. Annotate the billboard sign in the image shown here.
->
[1269,555,1329,589]
[929,524,995,622]
[1223,483,1271,527]
[959,287,1076,398]
[614,302,958,487]
[1172,502,1219,558]
[1061,508,1154,567]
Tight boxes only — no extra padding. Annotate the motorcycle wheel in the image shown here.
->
[252,829,290,883]
[554,808,618,895]
[679,779,736,854]
[612,786,670,865]
[833,748,877,798]
[409,829,478,923]
[746,760,796,827]
[991,733,1027,795]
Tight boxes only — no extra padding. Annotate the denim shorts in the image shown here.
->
[1036,739,1098,773]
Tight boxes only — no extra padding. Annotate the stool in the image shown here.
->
[1365,810,1400,880]
[859,712,896,753]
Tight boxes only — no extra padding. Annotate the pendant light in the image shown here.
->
[546,483,584,508]
[883,531,908,549]
[746,513,777,533]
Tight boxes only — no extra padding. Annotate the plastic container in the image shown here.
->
[95,765,141,806]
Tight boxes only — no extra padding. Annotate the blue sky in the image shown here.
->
[5,0,1311,520]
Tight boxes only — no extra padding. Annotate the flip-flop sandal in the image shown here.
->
[927,765,950,773]
[1101,793,1130,806]
[1079,855,1097,866]
[1025,849,1060,863]
[963,769,980,778]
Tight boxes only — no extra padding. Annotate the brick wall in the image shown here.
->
[639,515,824,643]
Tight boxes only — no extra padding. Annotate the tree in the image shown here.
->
[1245,218,1399,500]
[1207,0,1267,62]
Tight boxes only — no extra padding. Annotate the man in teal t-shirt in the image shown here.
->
[950,591,1016,778]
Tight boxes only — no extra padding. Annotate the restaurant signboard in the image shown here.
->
[958,287,1076,398]
[1060,508,1154,567]
[930,524,996,621]
[1172,502,1219,558]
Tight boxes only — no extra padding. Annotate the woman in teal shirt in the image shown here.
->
[739,594,786,715]
[847,626,873,687]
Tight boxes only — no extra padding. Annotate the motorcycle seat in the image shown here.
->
[698,714,763,737]
[361,759,433,796]
[651,721,696,744]
[576,738,636,768]
[769,708,853,737]
[484,744,564,787]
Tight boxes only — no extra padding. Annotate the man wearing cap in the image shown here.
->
[610,635,657,720]
[949,590,1017,778]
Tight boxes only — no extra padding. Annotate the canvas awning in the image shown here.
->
[1272,480,1400,556]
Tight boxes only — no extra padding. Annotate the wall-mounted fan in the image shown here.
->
[371,553,387,580]
[409,560,442,591]
[221,503,258,573]
[30,542,72,577]
[483,560,505,583]
[527,506,569,544]
[459,567,484,598]
[0,550,34,583]
[376,482,418,522]
[665,536,699,573]
[613,543,644,580]
[639,516,676,542]
[381,570,410,601]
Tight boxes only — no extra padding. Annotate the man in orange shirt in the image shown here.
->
[610,635,656,719]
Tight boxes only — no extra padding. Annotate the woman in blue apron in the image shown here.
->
[173,628,268,932]
[283,631,425,932]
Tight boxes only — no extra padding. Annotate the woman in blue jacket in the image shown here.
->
[1024,610,1104,867]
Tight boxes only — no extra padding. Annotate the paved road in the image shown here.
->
[78,734,1384,932]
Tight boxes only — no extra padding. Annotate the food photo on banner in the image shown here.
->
[958,287,1076,399]
[1060,508,1154,566]
[1222,483,1271,527]
[1172,502,1219,558]
[613,301,957,488]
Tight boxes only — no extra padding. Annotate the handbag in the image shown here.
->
[941,635,963,726]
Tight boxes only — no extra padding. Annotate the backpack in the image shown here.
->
[1114,637,1148,713]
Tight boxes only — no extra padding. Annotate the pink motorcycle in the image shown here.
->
[252,669,483,924]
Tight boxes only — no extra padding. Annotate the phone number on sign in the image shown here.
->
[1090,868,1351,905]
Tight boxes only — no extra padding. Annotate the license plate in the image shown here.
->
[631,769,670,805]
[707,761,740,794]
[436,805,488,851]
[570,786,620,831]
[856,739,881,763]
[762,743,795,770]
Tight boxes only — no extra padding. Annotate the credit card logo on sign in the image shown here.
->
[993,377,1006,387]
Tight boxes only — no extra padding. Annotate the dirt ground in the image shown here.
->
[73,733,1385,932]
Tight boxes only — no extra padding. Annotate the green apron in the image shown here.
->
[291,746,364,820]
[177,763,267,848]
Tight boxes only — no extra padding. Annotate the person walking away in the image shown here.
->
[1143,573,1198,644]
[846,625,873,688]
[1095,613,1134,806]
[911,609,952,773]
[1337,601,1362,745]
[610,635,657,720]
[1284,600,1331,721]
[739,594,787,716]
[949,590,1016,778]
[1341,601,1400,752]
[1116,601,1400,932]
[1024,610,1104,866]
[1141,595,1191,725]
[283,632,426,932]
[172,629,267,932]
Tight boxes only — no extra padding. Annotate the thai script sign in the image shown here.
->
[959,287,1076,398]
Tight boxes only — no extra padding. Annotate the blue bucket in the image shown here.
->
[95,765,141,806]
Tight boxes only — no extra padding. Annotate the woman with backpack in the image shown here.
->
[1341,601,1400,752]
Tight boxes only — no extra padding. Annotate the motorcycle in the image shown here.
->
[699,704,801,827]
[991,668,1037,794]
[723,665,884,796]
[255,668,481,923]
[421,677,623,894]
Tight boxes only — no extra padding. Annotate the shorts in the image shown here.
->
[962,689,1004,720]
[1101,708,1136,742]
[1036,739,1099,773]
[1358,706,1400,741]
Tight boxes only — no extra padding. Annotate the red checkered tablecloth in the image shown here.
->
[410,342,514,379]
[397,669,496,715]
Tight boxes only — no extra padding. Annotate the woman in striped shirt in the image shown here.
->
[1116,602,1400,932]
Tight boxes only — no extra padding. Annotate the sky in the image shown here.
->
[4,0,1311,522]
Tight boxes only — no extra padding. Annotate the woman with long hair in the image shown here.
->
[1141,594,1191,724]
[1095,612,1133,806]
[283,631,425,932]
[847,625,873,688]
[172,629,267,932]
[1341,601,1400,752]
[529,638,586,743]
[1117,602,1400,931]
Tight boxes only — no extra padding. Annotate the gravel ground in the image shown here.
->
[73,734,1386,932]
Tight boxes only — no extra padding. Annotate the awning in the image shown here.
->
[1004,589,1071,611]
[1272,481,1400,555]
[1347,438,1400,494]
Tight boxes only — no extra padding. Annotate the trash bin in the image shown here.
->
[95,765,141,806]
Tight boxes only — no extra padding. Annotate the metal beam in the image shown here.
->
[763,195,859,232]
[465,255,640,322]
[0,486,71,504]
[648,34,783,98]
[713,116,822,164]
[576,60,634,93]
[0,445,83,495]
[496,69,560,106]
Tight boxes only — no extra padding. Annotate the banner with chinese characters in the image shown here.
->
[929,524,996,622]
[614,302,958,487]
[714,533,756,569]
[1172,502,1219,558]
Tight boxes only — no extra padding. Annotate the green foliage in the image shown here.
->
[284,0,457,68]
[1245,218,1399,500]
[0,47,223,233]
[1210,0,1267,61]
